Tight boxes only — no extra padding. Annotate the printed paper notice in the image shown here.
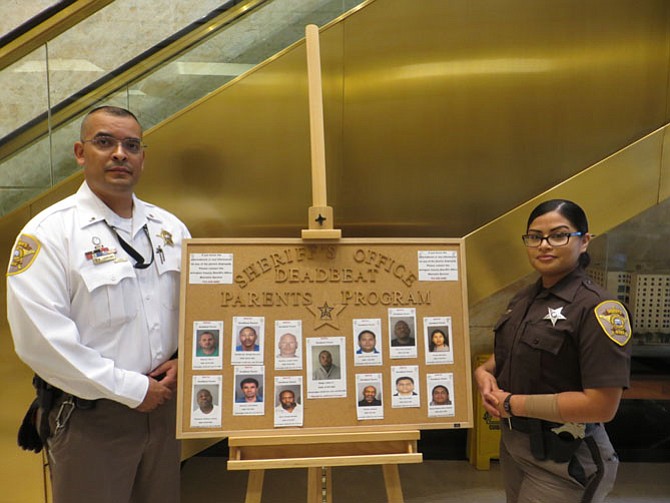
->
[418,250,458,281]
[189,253,233,284]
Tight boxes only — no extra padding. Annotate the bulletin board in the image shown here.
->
[176,238,473,439]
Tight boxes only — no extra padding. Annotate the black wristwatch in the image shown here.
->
[503,394,515,417]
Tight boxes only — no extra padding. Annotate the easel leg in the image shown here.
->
[307,467,332,503]
[382,464,404,503]
[245,469,265,503]
[325,468,332,503]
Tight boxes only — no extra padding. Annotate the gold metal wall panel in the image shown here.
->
[339,0,670,236]
[659,127,670,201]
[138,22,346,238]
[135,0,670,239]
[466,126,666,305]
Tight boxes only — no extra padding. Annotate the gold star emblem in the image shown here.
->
[318,302,334,320]
[306,301,346,331]
[543,306,566,327]
[156,229,174,246]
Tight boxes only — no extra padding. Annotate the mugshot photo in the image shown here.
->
[234,375,264,403]
[357,382,382,407]
[194,329,220,357]
[311,346,342,381]
[190,377,222,428]
[232,317,264,365]
[306,337,347,399]
[353,318,383,367]
[274,319,303,371]
[424,317,454,365]
[390,318,416,347]
[192,322,223,370]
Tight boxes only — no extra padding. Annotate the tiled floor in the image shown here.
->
[181,458,670,502]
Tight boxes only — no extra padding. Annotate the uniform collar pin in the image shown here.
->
[156,229,174,246]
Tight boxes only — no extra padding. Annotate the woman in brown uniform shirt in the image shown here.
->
[474,199,632,503]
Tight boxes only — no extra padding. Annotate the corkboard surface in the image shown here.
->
[176,238,473,438]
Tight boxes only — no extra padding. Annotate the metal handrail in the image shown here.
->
[0,0,268,164]
[0,0,113,71]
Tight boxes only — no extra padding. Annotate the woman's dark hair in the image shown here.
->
[527,199,590,268]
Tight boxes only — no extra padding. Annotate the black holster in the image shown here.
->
[529,419,546,460]
[17,375,97,453]
[543,429,583,463]
[17,375,58,453]
[17,398,42,453]
[528,419,582,463]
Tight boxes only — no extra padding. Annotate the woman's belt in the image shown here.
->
[507,416,562,433]
[504,416,599,462]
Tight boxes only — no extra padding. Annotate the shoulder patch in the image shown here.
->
[7,234,41,276]
[594,300,631,346]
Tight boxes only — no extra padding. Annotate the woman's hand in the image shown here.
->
[474,355,502,417]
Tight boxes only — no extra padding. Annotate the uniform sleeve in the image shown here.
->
[578,298,632,389]
[6,227,148,408]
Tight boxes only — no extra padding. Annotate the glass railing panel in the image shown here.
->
[43,0,228,106]
[0,134,52,189]
[0,1,63,38]
[0,0,368,216]
[0,43,52,208]
[0,45,50,139]
[0,133,52,216]
[130,0,365,131]
[0,0,229,142]
[49,119,83,183]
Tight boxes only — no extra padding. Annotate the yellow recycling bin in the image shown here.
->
[467,354,501,470]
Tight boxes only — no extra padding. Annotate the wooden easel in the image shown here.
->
[228,431,422,503]
[227,25,420,503]
[169,20,476,503]
[301,23,341,241]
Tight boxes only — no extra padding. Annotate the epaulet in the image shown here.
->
[594,300,632,346]
[582,277,606,296]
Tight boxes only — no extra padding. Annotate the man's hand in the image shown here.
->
[135,377,173,412]
[150,359,178,392]
[136,359,178,412]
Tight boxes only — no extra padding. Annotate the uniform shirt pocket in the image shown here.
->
[79,262,139,328]
[519,324,568,356]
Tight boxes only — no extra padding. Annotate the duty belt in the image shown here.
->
[504,416,596,462]
[33,375,97,410]
[18,375,97,452]
[506,416,562,433]
[505,416,597,437]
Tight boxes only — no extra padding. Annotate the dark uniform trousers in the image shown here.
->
[46,395,180,503]
[500,423,618,503]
